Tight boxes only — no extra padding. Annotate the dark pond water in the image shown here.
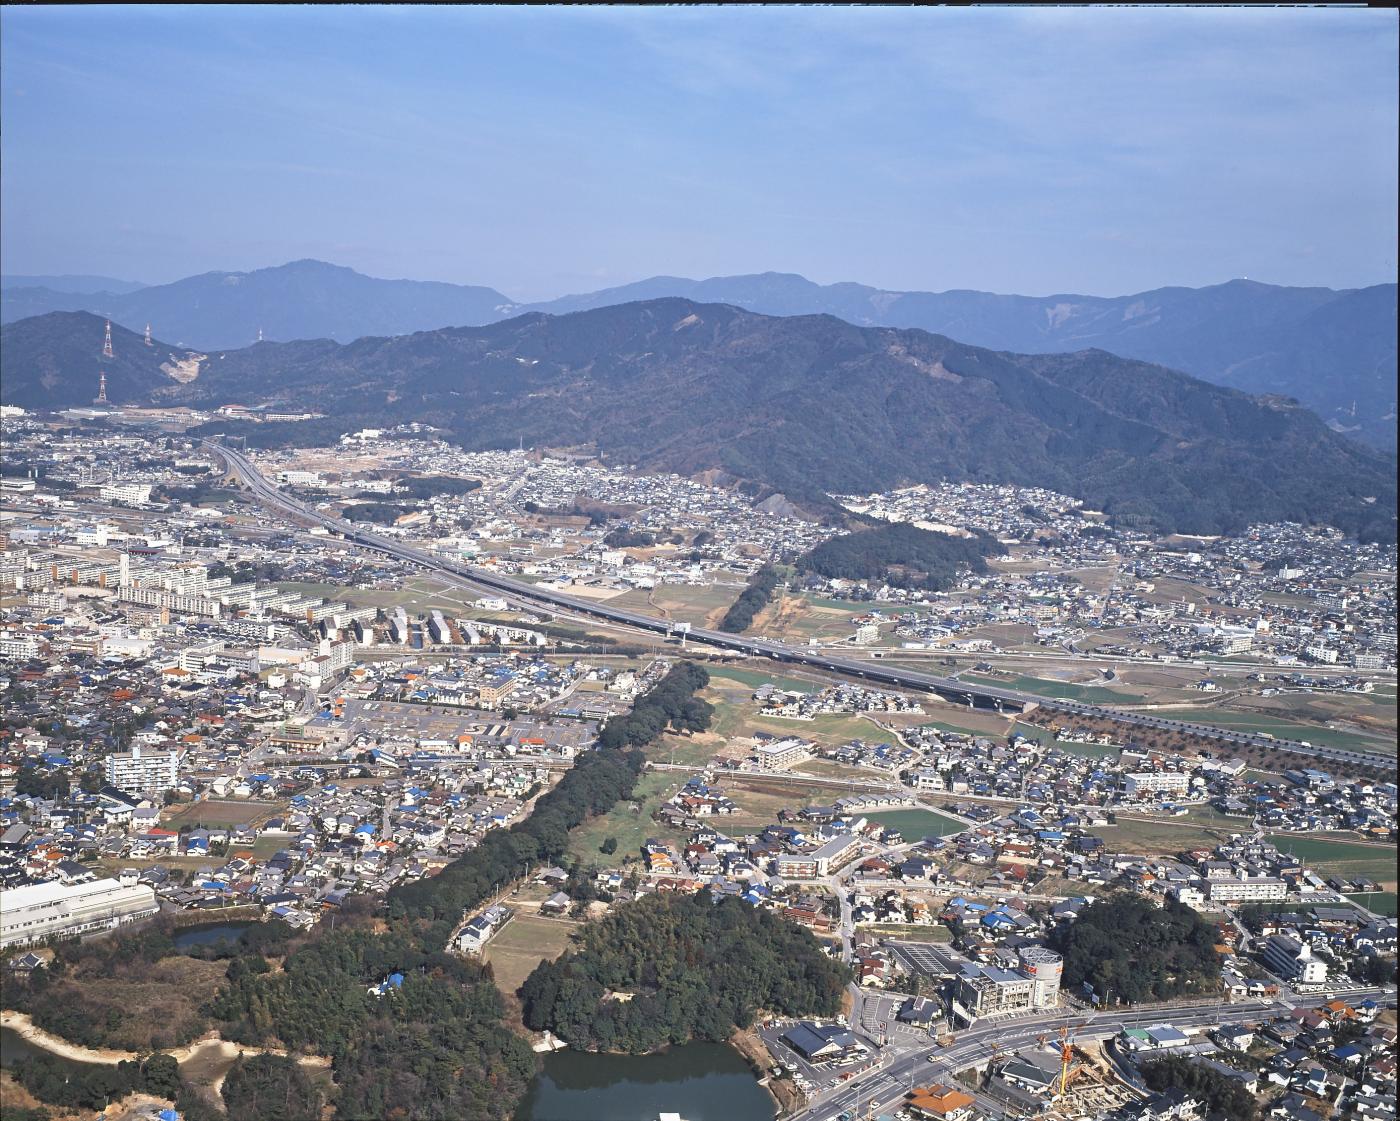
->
[172,921,255,949]
[0,1025,106,1075]
[516,1042,774,1121]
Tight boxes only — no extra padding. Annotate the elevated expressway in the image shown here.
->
[205,441,1389,772]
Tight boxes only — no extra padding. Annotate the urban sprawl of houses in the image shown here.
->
[0,411,1395,1121]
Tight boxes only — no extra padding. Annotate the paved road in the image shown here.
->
[794,989,1398,1121]
[204,441,1394,773]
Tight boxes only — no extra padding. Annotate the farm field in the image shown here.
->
[484,912,581,997]
[1265,835,1399,886]
[859,924,952,943]
[863,808,966,839]
[163,799,283,829]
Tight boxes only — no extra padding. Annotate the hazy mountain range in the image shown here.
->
[1,260,512,351]
[3,260,1393,447]
[2,273,150,295]
[4,303,1393,543]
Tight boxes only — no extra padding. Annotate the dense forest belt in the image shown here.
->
[387,663,712,923]
[718,564,780,633]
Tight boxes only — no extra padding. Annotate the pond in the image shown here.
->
[516,1042,774,1121]
[0,1025,106,1076]
[172,921,256,949]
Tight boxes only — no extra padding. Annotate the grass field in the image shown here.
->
[1100,814,1244,855]
[914,711,1020,738]
[1347,892,1398,917]
[275,577,475,614]
[804,596,878,613]
[484,911,582,996]
[794,758,883,780]
[648,732,721,768]
[1265,835,1399,885]
[863,808,967,839]
[566,770,688,866]
[707,666,814,693]
[702,687,895,749]
[959,672,1142,705]
[1156,707,1395,754]
[611,583,743,629]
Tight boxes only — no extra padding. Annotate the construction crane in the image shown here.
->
[985,1039,1004,1089]
[1055,1022,1079,1097]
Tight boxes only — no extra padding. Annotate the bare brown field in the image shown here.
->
[484,912,581,997]
[164,799,282,829]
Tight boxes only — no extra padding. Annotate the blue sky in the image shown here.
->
[2,5,1395,300]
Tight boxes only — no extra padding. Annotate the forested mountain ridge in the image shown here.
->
[4,260,1392,446]
[533,273,1398,448]
[3,299,1394,541]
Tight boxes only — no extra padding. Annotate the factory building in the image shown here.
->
[1,878,159,948]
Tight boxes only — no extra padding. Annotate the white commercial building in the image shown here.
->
[1,878,159,948]
[811,833,861,876]
[755,737,812,770]
[1205,877,1287,903]
[1016,946,1064,1009]
[1262,934,1328,985]
[1122,771,1191,796]
[99,482,154,507]
[105,743,180,795]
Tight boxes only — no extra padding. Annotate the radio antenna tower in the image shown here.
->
[144,323,153,347]
[102,320,115,359]
[257,327,264,343]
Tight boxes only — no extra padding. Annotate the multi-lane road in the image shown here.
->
[793,988,1397,1121]
[205,440,1393,772]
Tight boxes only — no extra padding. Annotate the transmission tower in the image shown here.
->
[102,320,114,359]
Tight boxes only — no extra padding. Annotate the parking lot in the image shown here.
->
[757,1019,886,1098]
[856,991,938,1045]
